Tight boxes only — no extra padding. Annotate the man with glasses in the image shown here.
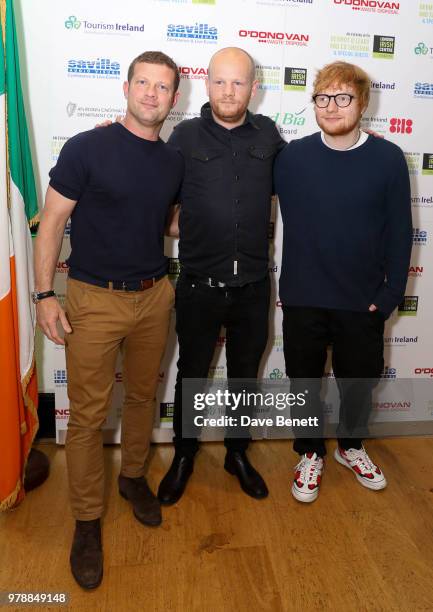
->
[274,61,412,503]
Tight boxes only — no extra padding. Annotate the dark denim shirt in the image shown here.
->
[168,103,286,285]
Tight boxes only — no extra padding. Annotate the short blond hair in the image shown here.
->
[313,61,370,109]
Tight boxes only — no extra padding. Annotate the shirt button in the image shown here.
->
[233,151,237,157]
[234,199,240,204]
[235,175,240,181]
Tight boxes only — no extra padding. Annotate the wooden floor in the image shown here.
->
[1,438,433,612]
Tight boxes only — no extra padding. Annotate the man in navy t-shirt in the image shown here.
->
[34,51,184,588]
[274,61,412,504]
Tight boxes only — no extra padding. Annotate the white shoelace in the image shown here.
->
[343,447,376,474]
[296,454,323,484]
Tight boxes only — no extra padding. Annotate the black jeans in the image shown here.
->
[282,306,385,457]
[173,273,271,456]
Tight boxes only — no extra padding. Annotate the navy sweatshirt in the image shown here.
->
[274,132,412,317]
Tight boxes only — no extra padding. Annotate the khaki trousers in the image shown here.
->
[64,276,174,520]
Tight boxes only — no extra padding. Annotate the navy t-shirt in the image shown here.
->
[49,123,184,282]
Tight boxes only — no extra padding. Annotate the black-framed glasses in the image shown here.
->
[312,93,355,108]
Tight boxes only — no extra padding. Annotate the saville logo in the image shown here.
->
[333,0,399,13]
[67,58,121,78]
[167,23,218,42]
[54,370,68,385]
[414,82,433,98]
[389,118,413,134]
[381,366,397,379]
[65,16,81,29]
[412,228,427,244]
[239,30,309,46]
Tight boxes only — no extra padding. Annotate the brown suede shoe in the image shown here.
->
[118,475,162,526]
[70,519,103,590]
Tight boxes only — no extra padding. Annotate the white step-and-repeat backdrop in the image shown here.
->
[19,0,433,442]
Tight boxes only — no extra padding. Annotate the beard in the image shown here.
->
[316,114,361,137]
[210,99,247,124]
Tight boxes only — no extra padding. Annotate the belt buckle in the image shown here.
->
[140,279,154,291]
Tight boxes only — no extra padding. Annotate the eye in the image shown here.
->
[159,84,169,92]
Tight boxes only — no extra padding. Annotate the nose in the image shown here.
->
[222,82,235,97]
[144,82,157,98]
[326,97,338,112]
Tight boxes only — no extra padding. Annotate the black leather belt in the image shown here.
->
[183,273,265,289]
[69,271,166,291]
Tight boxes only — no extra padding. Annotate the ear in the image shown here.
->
[250,79,259,100]
[171,91,180,109]
[123,80,129,99]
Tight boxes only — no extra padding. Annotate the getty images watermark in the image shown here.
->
[181,378,433,441]
[193,388,318,428]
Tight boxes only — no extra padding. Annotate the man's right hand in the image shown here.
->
[95,115,123,128]
[36,297,72,345]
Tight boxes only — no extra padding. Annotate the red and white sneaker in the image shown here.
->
[292,452,323,503]
[334,446,387,490]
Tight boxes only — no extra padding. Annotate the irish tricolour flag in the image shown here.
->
[0,0,39,510]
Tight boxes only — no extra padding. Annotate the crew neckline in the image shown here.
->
[320,130,369,151]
